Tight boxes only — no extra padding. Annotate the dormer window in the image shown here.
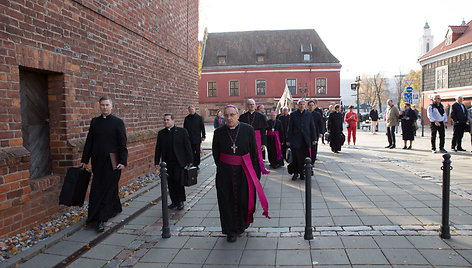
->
[303,53,311,61]
[257,55,264,63]
[446,29,452,46]
[218,56,226,64]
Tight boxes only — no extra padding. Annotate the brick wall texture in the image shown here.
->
[0,0,199,237]
[422,52,472,91]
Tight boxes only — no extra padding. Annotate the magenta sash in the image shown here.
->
[220,153,271,224]
[267,130,282,161]
[254,130,270,174]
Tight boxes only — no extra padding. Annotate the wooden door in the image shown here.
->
[20,70,51,179]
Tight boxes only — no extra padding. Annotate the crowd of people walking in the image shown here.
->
[78,94,471,241]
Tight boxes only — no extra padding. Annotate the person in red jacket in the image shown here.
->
[344,105,358,147]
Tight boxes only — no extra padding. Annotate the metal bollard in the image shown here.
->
[160,162,171,239]
[304,157,314,240]
[440,154,452,239]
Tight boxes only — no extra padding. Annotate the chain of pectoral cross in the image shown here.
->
[227,125,240,154]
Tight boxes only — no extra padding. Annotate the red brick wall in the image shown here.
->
[0,0,199,238]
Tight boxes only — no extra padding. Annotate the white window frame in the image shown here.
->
[229,80,240,96]
[435,65,448,90]
[255,79,266,96]
[286,78,297,95]
[207,81,217,97]
[303,53,311,61]
[315,78,327,95]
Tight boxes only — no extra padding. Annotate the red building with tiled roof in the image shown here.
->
[418,19,472,124]
[198,29,341,121]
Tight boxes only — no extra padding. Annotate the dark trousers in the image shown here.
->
[452,122,466,149]
[191,143,201,167]
[167,162,186,204]
[293,145,310,178]
[311,142,318,164]
[282,143,288,161]
[431,122,445,150]
[386,126,396,146]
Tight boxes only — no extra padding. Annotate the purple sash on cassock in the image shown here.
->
[267,130,282,161]
[254,130,270,174]
[220,152,271,224]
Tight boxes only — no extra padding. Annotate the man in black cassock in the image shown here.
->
[277,107,290,160]
[212,105,270,242]
[267,111,284,168]
[155,114,193,210]
[183,105,206,169]
[308,100,325,163]
[328,104,344,153]
[81,97,128,232]
[287,99,317,181]
[239,99,270,177]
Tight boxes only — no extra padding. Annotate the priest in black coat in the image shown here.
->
[287,99,317,180]
[183,105,206,168]
[212,105,270,242]
[267,111,284,168]
[450,95,468,151]
[81,97,128,232]
[328,104,344,153]
[239,99,270,177]
[308,100,325,163]
[277,107,290,160]
[155,113,193,210]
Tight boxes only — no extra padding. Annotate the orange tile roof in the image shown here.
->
[418,20,472,61]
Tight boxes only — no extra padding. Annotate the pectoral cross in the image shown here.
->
[231,143,238,154]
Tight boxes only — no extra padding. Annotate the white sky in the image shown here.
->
[198,0,472,80]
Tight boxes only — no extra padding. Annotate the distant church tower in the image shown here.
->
[419,22,434,56]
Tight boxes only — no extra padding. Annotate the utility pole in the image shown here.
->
[351,76,361,129]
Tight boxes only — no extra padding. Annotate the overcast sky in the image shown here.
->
[199,0,472,80]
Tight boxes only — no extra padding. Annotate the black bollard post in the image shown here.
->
[440,154,452,239]
[160,162,171,239]
[304,157,314,240]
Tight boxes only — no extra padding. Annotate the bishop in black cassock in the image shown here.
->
[239,99,269,177]
[213,105,270,242]
[81,97,128,232]
[267,112,284,168]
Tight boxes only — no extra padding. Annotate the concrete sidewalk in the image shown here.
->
[14,129,472,267]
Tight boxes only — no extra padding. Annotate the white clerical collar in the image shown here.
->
[229,123,239,130]
[167,125,175,131]
[102,113,111,119]
[249,111,254,114]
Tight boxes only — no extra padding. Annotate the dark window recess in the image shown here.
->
[208,81,217,97]
[256,80,266,95]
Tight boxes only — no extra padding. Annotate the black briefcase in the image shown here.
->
[183,166,198,186]
[59,167,91,207]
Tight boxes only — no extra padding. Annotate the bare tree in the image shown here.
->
[359,73,388,113]
[394,71,407,108]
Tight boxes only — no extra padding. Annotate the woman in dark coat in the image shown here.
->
[400,103,417,149]
[328,104,344,153]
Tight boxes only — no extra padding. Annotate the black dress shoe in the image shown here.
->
[389,145,395,149]
[168,203,178,209]
[226,234,237,242]
[96,221,104,233]
[385,145,392,148]
[457,148,466,152]
[402,146,407,149]
[177,202,184,210]
[408,146,412,149]
[291,174,298,181]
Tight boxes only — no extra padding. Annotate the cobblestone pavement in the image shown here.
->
[14,129,472,267]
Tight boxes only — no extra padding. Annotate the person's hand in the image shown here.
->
[261,145,266,151]
[201,137,205,142]
[187,163,193,168]
[328,130,331,133]
[435,121,440,126]
[286,142,291,146]
[405,117,410,120]
[116,164,125,170]
[319,134,323,138]
[312,141,317,145]
[79,163,87,169]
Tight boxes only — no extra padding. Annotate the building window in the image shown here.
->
[435,66,448,89]
[264,108,272,116]
[207,81,217,97]
[257,55,264,63]
[218,56,226,64]
[256,80,266,95]
[209,109,219,116]
[286,78,297,95]
[426,42,430,52]
[229,80,239,96]
[316,78,327,95]
[303,53,311,61]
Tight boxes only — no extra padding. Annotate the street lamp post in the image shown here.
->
[351,76,361,129]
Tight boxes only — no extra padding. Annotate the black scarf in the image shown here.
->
[433,102,445,116]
